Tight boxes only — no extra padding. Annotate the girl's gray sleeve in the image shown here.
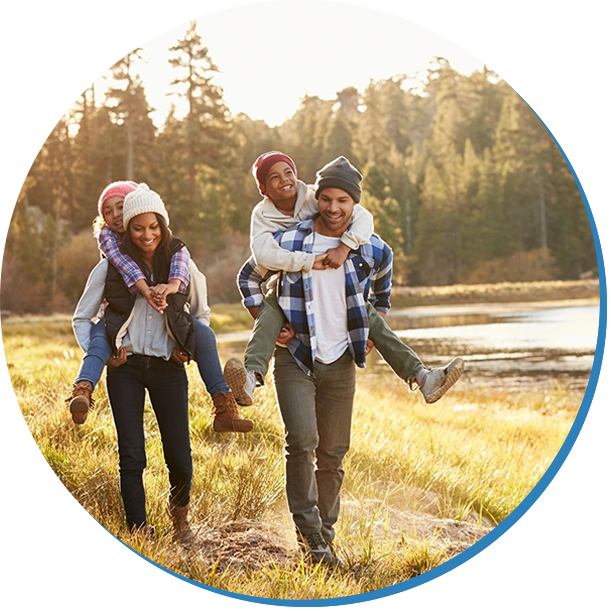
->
[72,260,108,352]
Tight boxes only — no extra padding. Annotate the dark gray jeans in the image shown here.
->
[272,347,356,543]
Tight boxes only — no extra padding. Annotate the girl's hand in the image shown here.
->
[150,282,177,299]
[171,347,189,365]
[150,280,181,312]
[143,287,166,313]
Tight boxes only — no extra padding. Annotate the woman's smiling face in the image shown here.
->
[128,212,162,256]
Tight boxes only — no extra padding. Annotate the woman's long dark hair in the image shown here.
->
[121,213,173,280]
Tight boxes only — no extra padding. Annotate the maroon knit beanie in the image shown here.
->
[252,152,297,194]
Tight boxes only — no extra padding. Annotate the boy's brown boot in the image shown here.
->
[211,391,254,433]
[66,381,93,424]
[167,500,194,544]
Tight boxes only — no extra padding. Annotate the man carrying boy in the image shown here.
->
[225,153,464,407]
[237,159,463,565]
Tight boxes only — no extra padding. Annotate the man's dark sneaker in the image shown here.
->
[296,530,342,568]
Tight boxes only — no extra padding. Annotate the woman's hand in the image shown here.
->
[365,338,375,356]
[107,347,127,367]
[171,347,189,365]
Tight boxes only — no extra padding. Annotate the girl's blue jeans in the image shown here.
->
[75,318,229,396]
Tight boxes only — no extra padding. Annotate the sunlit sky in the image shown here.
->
[93,2,486,127]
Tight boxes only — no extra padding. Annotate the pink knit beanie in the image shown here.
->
[252,152,297,194]
[97,181,138,217]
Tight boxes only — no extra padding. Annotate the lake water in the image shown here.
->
[385,300,600,390]
[218,300,600,391]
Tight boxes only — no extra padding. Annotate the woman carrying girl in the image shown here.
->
[68,180,252,434]
[72,184,222,538]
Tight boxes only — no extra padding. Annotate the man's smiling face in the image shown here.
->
[316,187,355,236]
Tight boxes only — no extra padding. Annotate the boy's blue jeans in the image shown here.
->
[75,318,228,395]
[106,355,192,530]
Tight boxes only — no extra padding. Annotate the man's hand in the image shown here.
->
[365,338,375,356]
[277,322,296,345]
[323,243,350,269]
[107,347,127,367]
[171,347,189,365]
[312,254,329,270]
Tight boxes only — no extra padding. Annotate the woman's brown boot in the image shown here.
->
[211,391,254,433]
[167,501,195,544]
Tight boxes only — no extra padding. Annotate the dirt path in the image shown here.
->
[180,493,492,572]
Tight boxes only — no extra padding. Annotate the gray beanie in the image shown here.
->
[314,156,362,203]
[123,183,170,228]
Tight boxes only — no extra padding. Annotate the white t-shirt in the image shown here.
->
[311,232,349,364]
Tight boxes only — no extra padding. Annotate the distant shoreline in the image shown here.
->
[390,279,600,308]
[1,279,600,337]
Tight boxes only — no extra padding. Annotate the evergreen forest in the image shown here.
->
[2,22,597,314]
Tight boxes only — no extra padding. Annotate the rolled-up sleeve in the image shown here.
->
[369,243,393,313]
[238,257,268,308]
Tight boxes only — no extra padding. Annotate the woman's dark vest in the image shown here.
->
[103,237,195,359]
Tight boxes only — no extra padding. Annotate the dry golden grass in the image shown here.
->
[2,319,584,600]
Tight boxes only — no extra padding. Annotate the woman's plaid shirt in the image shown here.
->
[238,218,393,376]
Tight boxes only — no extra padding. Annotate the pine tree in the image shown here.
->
[167,20,232,229]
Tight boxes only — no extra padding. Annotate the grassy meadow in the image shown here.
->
[2,315,584,600]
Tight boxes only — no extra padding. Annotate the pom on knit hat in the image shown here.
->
[252,151,297,194]
[97,181,138,217]
[122,183,170,229]
[314,157,362,203]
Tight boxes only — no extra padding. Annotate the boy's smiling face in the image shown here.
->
[263,161,298,207]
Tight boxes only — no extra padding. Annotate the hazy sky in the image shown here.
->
[94,1,486,127]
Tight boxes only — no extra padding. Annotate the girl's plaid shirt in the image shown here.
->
[238,218,393,376]
[98,226,190,294]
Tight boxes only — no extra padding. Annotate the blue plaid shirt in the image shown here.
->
[238,218,393,376]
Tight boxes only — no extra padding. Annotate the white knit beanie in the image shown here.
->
[122,183,170,228]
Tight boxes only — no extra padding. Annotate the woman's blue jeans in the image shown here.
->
[76,318,228,396]
[106,355,192,530]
